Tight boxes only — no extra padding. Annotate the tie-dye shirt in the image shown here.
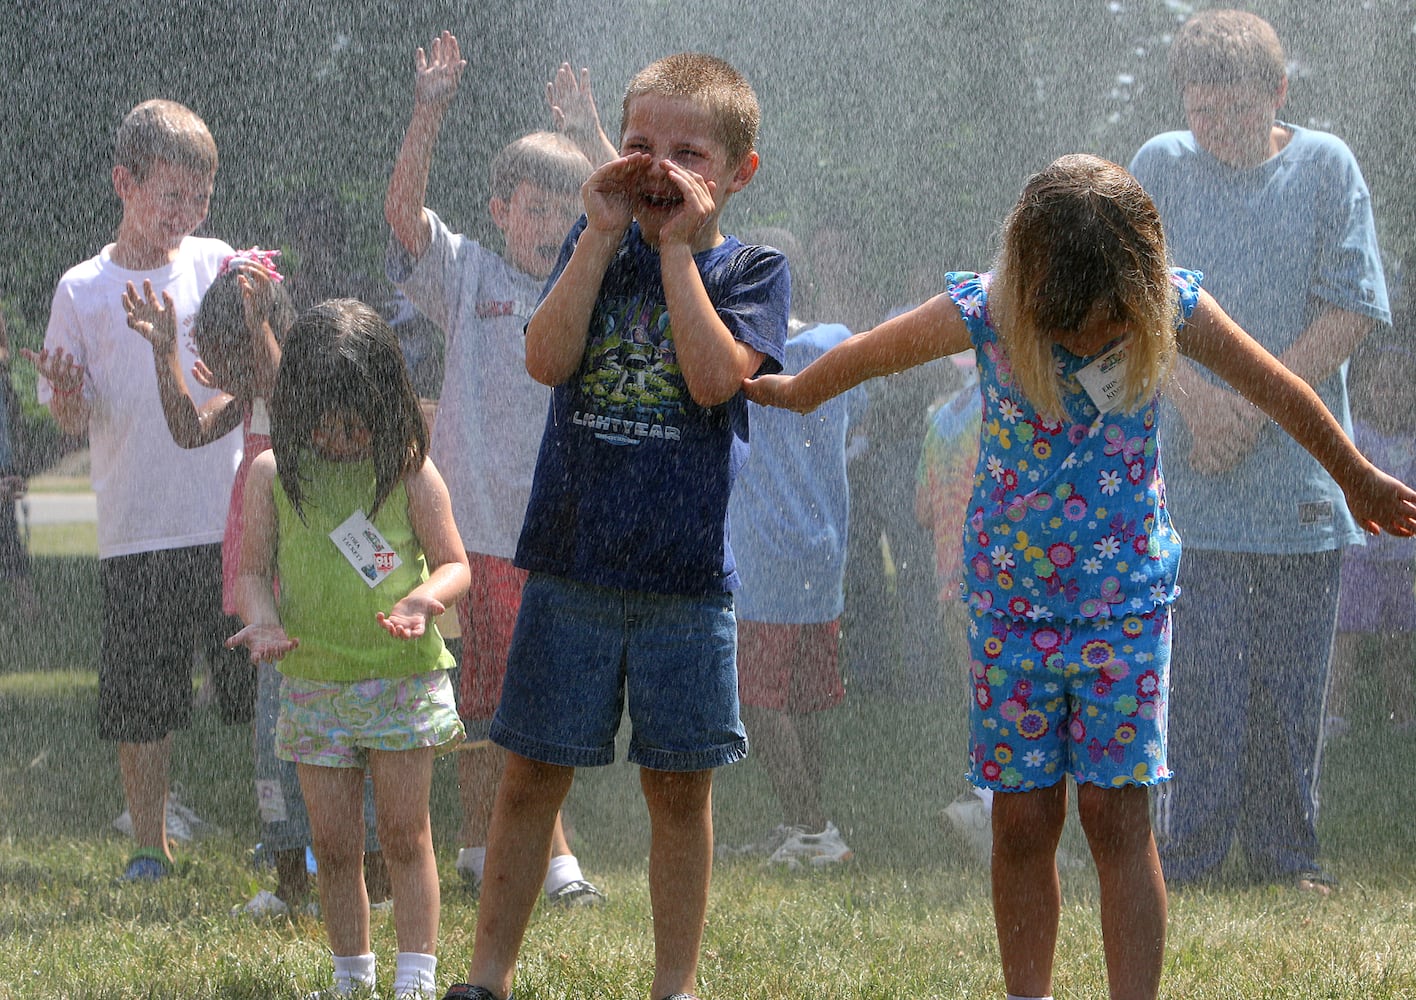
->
[947,268,1202,623]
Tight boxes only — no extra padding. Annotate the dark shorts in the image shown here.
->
[0,500,29,580]
[1337,557,1416,634]
[736,618,845,713]
[97,544,252,742]
[492,573,746,772]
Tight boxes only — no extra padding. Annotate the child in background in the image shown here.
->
[123,252,389,917]
[745,154,1416,1000]
[1328,332,1416,736]
[724,226,865,868]
[25,98,242,881]
[441,52,788,1000]
[0,311,38,619]
[228,299,470,999]
[384,30,603,907]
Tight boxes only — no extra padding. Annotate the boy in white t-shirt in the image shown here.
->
[26,99,242,881]
[384,31,603,905]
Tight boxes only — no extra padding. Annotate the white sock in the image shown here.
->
[457,845,487,881]
[1005,994,1054,1000]
[331,953,376,993]
[544,852,585,895]
[393,951,438,996]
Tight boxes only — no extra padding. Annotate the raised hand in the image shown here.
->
[414,31,467,111]
[122,279,178,354]
[225,622,299,664]
[20,345,86,396]
[547,62,617,165]
[376,594,446,640]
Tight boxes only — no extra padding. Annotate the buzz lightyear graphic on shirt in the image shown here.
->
[573,293,685,446]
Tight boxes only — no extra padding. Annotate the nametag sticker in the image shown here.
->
[255,778,288,823]
[1074,344,1130,413]
[1297,500,1334,527]
[329,509,402,588]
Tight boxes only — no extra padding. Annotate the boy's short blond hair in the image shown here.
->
[115,99,218,182]
[490,131,593,203]
[1169,9,1286,93]
[621,53,760,164]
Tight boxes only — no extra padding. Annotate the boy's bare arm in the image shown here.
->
[525,155,645,385]
[744,294,969,414]
[122,279,241,447]
[547,63,619,167]
[659,243,763,407]
[385,31,467,259]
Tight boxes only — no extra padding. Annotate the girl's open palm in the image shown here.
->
[376,595,446,640]
[122,280,177,353]
[225,623,299,664]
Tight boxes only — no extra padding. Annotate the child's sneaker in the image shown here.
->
[440,987,509,1000]
[455,848,481,898]
[118,848,172,883]
[768,822,854,869]
[715,823,794,858]
[941,792,993,862]
[546,878,606,907]
[232,889,290,918]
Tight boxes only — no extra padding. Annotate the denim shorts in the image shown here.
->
[966,609,1171,791]
[276,669,464,768]
[491,573,747,772]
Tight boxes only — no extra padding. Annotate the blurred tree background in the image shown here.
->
[1,0,1412,464]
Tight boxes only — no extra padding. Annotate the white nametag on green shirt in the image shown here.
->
[329,509,402,588]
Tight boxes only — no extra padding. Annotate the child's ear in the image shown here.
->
[1273,74,1289,112]
[726,151,760,194]
[488,197,510,234]
[112,165,136,199]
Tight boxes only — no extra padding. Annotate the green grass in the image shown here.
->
[0,553,1413,998]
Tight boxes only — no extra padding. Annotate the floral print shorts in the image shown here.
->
[276,669,464,768]
[966,609,1171,791]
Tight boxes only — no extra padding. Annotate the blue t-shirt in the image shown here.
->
[950,269,1201,623]
[730,321,867,623]
[1129,124,1390,554]
[515,218,789,595]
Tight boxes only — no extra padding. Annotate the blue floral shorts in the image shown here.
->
[966,609,1171,791]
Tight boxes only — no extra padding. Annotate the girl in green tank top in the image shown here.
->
[227,299,470,999]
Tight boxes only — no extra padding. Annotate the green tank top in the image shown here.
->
[273,455,453,682]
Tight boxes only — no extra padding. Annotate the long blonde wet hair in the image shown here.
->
[989,154,1178,421]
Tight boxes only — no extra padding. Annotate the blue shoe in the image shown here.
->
[120,849,172,882]
[440,986,508,1000]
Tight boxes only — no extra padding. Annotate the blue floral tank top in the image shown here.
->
[948,268,1202,622]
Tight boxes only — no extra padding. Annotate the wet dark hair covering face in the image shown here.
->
[269,299,428,521]
[192,268,297,398]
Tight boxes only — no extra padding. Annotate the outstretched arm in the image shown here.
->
[745,293,971,413]
[22,346,90,436]
[122,279,242,447]
[238,266,283,396]
[227,453,299,662]
[1178,290,1416,536]
[376,457,471,639]
[547,62,618,167]
[385,30,468,259]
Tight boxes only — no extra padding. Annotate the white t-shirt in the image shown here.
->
[41,237,241,559]
[386,209,549,558]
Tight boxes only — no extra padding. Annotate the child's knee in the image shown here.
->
[1076,783,1153,848]
[991,786,1066,854]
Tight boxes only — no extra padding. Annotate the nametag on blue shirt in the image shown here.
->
[1075,344,1130,413]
